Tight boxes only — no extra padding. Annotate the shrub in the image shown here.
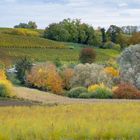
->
[113,44,121,51]
[67,87,87,98]
[0,69,13,97]
[78,92,90,99]
[103,41,115,49]
[88,83,113,99]
[79,48,96,64]
[103,41,121,50]
[26,63,63,94]
[89,88,113,99]
[0,80,12,97]
[103,67,119,77]
[15,57,32,84]
[70,63,103,87]
[113,83,140,99]
[88,83,110,93]
[70,63,115,88]
[61,68,74,90]
[119,44,140,89]
[0,70,6,80]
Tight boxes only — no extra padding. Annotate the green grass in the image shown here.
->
[0,34,66,49]
[0,103,140,140]
[0,47,120,66]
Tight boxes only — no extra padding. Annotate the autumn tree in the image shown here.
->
[129,32,140,45]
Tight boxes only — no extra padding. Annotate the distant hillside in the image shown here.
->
[0,28,120,67]
[0,28,67,49]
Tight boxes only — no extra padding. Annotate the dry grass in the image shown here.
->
[0,103,140,139]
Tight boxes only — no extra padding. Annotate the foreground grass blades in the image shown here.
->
[0,103,140,140]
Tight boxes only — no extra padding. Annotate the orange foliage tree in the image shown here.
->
[61,68,74,90]
[26,63,63,94]
[113,83,140,99]
[129,32,140,45]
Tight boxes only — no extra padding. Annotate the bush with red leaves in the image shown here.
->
[113,83,140,99]
[79,48,96,64]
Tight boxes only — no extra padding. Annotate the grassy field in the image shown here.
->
[0,47,120,66]
[0,103,140,140]
[0,34,66,49]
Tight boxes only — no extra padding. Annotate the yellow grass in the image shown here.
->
[0,103,140,140]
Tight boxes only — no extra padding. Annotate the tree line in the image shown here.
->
[14,19,140,49]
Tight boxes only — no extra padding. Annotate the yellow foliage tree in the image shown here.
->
[0,70,7,80]
[104,67,119,77]
[0,69,13,97]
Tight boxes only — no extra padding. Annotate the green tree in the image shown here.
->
[107,25,122,43]
[14,23,28,28]
[101,28,107,44]
[28,21,37,29]
[14,21,37,29]
[44,18,98,46]
[15,57,32,84]
[44,23,70,41]
[116,33,130,48]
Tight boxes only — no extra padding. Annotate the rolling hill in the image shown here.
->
[0,28,120,66]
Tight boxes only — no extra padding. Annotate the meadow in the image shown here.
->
[0,103,140,140]
[0,47,120,66]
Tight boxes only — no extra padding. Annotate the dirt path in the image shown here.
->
[13,86,140,105]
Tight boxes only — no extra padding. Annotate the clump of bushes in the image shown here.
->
[0,69,13,97]
[70,63,103,87]
[67,87,87,98]
[79,48,96,64]
[103,41,121,50]
[78,92,91,99]
[70,63,115,88]
[67,84,113,99]
[119,44,140,89]
[88,83,110,93]
[26,63,63,95]
[0,69,7,80]
[88,83,113,99]
[90,88,112,99]
[0,80,13,97]
[113,83,140,99]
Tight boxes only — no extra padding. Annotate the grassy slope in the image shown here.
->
[0,47,120,66]
[0,28,120,66]
[0,103,140,139]
[0,34,66,48]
